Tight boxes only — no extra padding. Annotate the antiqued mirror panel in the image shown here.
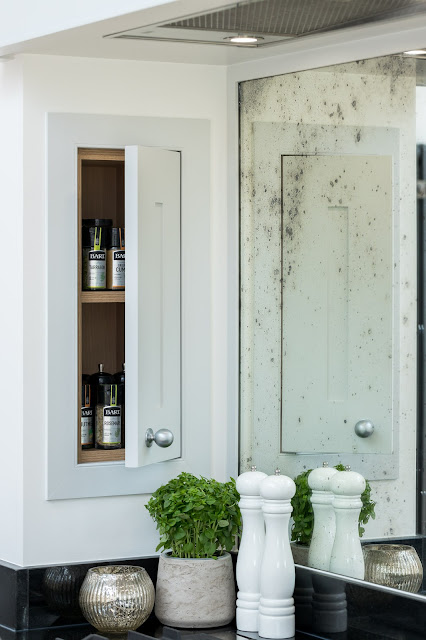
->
[239,56,417,553]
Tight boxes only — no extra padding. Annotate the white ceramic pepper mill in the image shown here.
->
[330,466,366,579]
[236,465,268,632]
[258,469,296,640]
[308,462,338,571]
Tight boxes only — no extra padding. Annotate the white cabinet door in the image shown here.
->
[125,146,181,467]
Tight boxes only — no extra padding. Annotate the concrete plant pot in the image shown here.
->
[291,542,310,566]
[155,551,235,628]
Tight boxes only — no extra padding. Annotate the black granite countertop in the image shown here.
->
[0,615,423,640]
[0,552,425,640]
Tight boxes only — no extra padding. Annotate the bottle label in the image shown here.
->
[81,407,94,445]
[102,406,121,444]
[112,250,125,288]
[87,250,106,288]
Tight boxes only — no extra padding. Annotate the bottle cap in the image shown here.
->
[97,383,123,406]
[108,228,125,249]
[114,367,125,385]
[89,365,113,387]
[82,219,113,227]
[82,226,107,249]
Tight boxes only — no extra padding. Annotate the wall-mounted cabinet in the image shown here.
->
[76,145,181,467]
[47,113,211,500]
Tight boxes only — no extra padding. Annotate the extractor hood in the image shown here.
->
[105,0,426,48]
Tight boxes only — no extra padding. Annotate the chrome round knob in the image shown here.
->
[145,428,174,448]
[354,420,374,438]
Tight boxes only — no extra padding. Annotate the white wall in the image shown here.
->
[15,54,228,567]
[0,58,24,566]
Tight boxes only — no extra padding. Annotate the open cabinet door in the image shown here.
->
[125,146,181,468]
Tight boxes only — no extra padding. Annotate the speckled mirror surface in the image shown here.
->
[239,55,425,594]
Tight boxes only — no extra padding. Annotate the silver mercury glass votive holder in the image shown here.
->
[363,544,423,593]
[79,565,155,633]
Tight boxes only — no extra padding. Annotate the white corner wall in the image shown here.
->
[17,54,228,567]
[0,58,24,567]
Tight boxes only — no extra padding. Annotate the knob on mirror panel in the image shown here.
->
[354,420,374,438]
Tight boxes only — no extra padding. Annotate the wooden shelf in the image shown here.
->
[81,291,125,303]
[79,148,125,164]
[80,448,125,464]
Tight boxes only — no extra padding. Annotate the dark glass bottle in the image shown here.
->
[82,226,108,291]
[89,364,113,430]
[114,364,125,447]
[107,228,125,290]
[81,374,94,449]
[96,384,123,450]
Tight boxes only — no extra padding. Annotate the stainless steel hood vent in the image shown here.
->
[105,0,426,48]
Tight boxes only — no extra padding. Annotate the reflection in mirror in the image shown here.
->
[239,54,425,595]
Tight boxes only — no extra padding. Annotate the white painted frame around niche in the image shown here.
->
[46,113,211,500]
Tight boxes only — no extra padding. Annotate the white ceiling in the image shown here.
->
[0,0,288,65]
[1,0,426,66]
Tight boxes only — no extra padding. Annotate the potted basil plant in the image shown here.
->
[145,472,241,628]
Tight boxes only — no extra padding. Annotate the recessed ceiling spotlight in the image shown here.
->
[404,49,426,55]
[225,35,263,44]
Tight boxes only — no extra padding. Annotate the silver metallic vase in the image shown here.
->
[363,544,423,593]
[43,565,87,618]
[79,565,155,633]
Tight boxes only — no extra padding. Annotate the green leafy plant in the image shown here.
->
[291,465,376,545]
[291,470,314,546]
[145,472,241,559]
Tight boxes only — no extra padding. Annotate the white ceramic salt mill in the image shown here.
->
[329,466,366,579]
[308,462,338,571]
[236,465,268,632]
[258,469,296,639]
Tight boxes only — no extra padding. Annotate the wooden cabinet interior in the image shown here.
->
[78,148,126,464]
